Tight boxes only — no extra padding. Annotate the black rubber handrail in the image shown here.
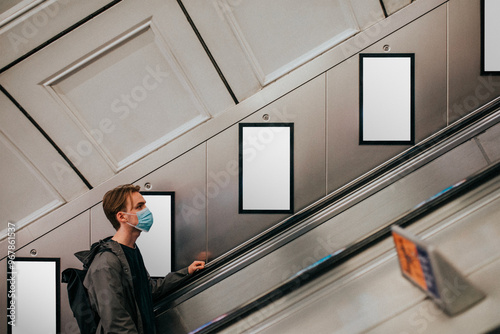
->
[189,160,500,333]
[154,99,500,315]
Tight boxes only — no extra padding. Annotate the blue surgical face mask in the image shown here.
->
[123,207,154,232]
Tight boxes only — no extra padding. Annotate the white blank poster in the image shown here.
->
[11,260,58,334]
[137,193,173,277]
[484,0,500,72]
[240,124,293,213]
[361,54,414,144]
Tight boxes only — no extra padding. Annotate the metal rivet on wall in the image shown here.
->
[262,114,270,121]
[144,182,152,190]
[383,44,391,52]
[30,249,38,256]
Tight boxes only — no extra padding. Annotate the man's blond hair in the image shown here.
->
[102,184,140,230]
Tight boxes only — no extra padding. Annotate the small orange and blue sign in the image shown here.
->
[392,229,439,298]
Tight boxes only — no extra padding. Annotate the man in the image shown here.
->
[83,184,205,333]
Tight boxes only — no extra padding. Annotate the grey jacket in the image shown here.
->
[80,237,188,334]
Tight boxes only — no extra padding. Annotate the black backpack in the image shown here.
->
[62,267,99,334]
[62,241,110,334]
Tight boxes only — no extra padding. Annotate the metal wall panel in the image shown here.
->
[327,4,448,192]
[206,75,327,260]
[365,3,448,138]
[326,56,409,192]
[448,0,500,124]
[135,144,208,270]
[18,211,90,259]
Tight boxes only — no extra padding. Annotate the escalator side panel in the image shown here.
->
[476,121,500,163]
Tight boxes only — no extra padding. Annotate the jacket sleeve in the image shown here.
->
[85,252,140,334]
[150,267,189,302]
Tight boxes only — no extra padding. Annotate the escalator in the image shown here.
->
[192,161,500,334]
[154,99,500,334]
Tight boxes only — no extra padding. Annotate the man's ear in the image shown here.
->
[116,211,127,224]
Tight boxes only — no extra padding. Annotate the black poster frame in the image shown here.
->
[359,53,415,146]
[481,0,500,75]
[239,123,294,214]
[7,257,61,334]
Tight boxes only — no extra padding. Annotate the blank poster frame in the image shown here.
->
[7,257,60,334]
[138,191,175,277]
[481,0,500,75]
[239,123,294,214]
[359,53,415,145]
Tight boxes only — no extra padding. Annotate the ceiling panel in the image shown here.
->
[0,131,64,236]
[0,92,88,200]
[225,0,358,84]
[0,0,234,187]
[45,20,210,170]
[0,0,116,68]
[185,0,359,91]
[181,0,260,101]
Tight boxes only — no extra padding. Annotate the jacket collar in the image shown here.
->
[74,236,116,268]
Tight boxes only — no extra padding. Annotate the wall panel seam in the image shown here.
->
[379,0,389,17]
[0,84,92,189]
[176,0,239,105]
